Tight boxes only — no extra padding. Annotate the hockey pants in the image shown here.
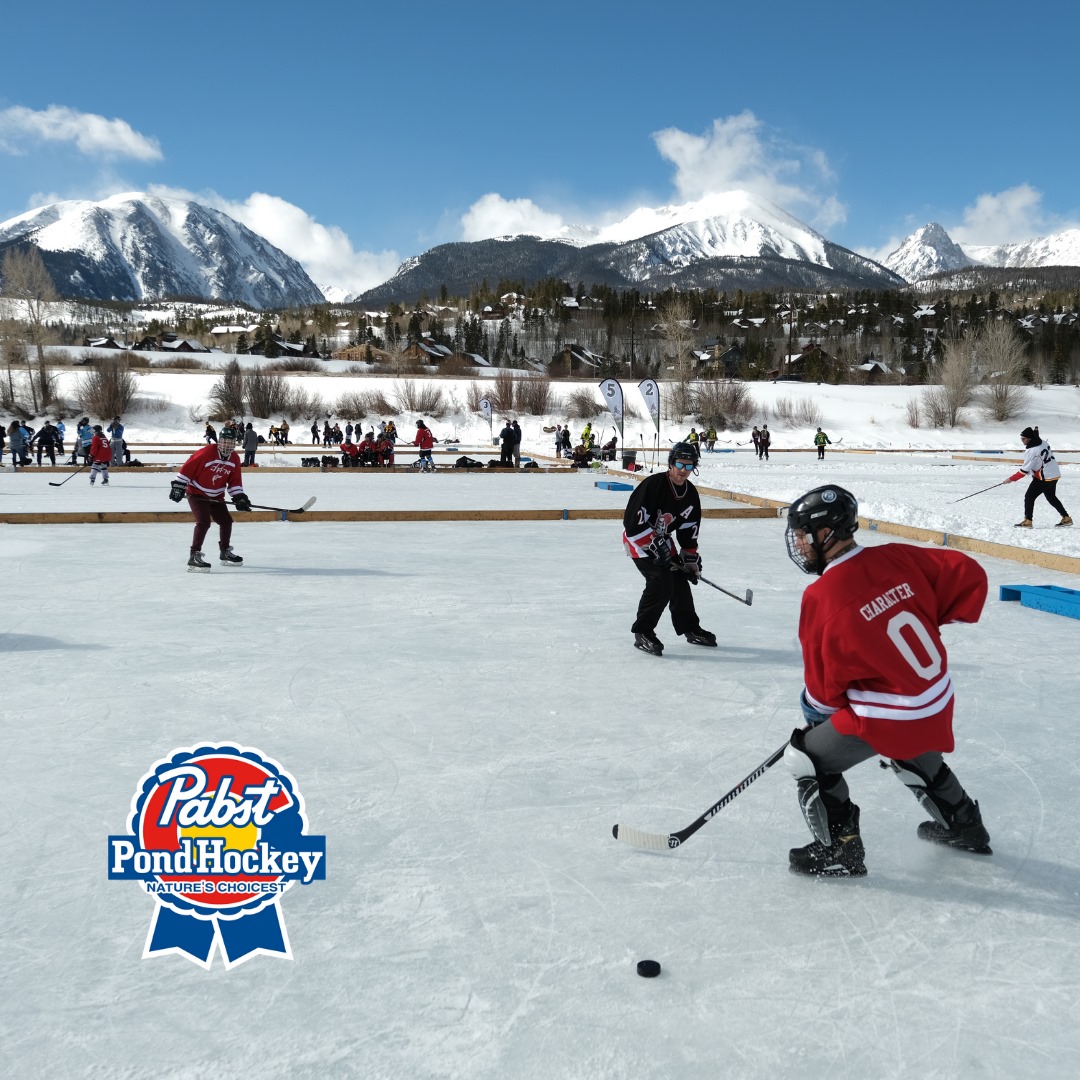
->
[188,496,233,551]
[1024,477,1068,520]
[631,559,702,636]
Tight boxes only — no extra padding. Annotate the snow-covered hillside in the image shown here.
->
[0,192,325,308]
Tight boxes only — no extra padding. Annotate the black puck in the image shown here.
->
[636,959,661,978]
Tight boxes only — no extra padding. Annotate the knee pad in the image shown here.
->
[785,729,832,846]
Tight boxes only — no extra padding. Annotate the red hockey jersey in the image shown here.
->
[799,544,987,759]
[177,444,245,500]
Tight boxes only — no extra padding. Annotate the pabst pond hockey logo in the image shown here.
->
[108,744,326,969]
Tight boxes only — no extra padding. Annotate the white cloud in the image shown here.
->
[149,186,399,296]
[460,193,566,241]
[949,184,1052,246]
[652,111,845,226]
[0,105,162,161]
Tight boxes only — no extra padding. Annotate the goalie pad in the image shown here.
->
[784,731,832,846]
[884,759,949,828]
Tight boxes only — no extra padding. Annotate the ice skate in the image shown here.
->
[917,797,992,855]
[187,550,211,573]
[633,631,664,656]
[219,546,243,566]
[684,629,717,647]
[789,804,867,877]
[1014,518,1033,528]
[1057,515,1073,527]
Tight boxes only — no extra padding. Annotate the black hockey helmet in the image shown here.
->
[668,441,700,468]
[785,485,859,576]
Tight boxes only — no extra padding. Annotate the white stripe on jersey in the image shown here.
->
[848,674,954,722]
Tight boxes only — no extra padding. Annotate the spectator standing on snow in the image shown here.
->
[781,484,991,877]
[242,423,259,466]
[7,420,27,468]
[311,421,320,444]
[759,424,771,461]
[499,420,514,466]
[204,422,217,444]
[78,418,94,463]
[1007,425,1072,528]
[33,420,62,466]
[814,427,831,460]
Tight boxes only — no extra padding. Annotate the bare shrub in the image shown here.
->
[120,350,151,369]
[392,379,447,417]
[245,366,293,419]
[921,335,975,427]
[516,374,553,415]
[490,369,516,412]
[208,359,245,419]
[265,358,320,373]
[562,387,601,419]
[287,387,327,421]
[466,382,490,412]
[187,403,206,424]
[974,322,1030,421]
[334,392,371,419]
[664,378,696,419]
[693,380,757,430]
[771,395,823,428]
[905,396,921,428]
[75,355,138,417]
[153,357,206,370]
[132,393,171,414]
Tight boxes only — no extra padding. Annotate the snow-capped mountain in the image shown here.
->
[0,193,324,308]
[964,229,1080,269]
[881,223,974,282]
[360,190,902,303]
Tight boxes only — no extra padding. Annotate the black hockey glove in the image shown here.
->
[168,480,187,503]
[681,551,702,582]
[645,536,671,567]
[233,492,253,512]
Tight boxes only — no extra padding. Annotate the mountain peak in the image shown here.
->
[0,192,324,308]
[883,223,973,282]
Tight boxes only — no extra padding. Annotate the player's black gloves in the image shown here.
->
[681,551,702,583]
[646,536,671,567]
[233,492,252,512]
[168,480,187,503]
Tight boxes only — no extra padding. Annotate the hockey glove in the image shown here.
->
[168,480,187,503]
[800,689,833,728]
[645,536,671,566]
[681,551,702,582]
[233,492,253,512]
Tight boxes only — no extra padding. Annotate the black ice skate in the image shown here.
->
[684,629,717,646]
[789,804,867,877]
[633,631,664,656]
[219,546,244,566]
[917,797,992,855]
[187,550,211,573]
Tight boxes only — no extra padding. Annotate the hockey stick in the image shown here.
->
[190,491,317,513]
[700,575,753,606]
[49,464,89,487]
[953,480,1008,504]
[613,741,786,851]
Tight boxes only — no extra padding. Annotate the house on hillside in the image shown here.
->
[160,337,211,354]
[399,338,455,365]
[82,336,127,350]
[549,343,608,373]
[767,342,832,381]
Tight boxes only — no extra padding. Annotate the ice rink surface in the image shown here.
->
[2,463,1080,1079]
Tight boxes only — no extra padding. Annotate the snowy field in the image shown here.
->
[2,459,1080,1079]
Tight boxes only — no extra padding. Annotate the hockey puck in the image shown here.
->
[636,959,661,978]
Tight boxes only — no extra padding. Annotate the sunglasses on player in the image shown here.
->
[672,461,695,471]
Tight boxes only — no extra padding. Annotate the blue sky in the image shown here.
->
[1,0,1078,293]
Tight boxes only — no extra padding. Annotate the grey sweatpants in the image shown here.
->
[803,720,965,809]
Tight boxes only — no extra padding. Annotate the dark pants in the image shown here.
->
[243,450,256,465]
[500,442,513,465]
[802,720,967,817]
[1024,477,1068,520]
[761,443,770,460]
[631,559,702,636]
[188,496,233,552]
[37,446,56,465]
[817,446,826,460]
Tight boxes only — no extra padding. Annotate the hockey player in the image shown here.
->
[622,441,716,655]
[88,425,112,485]
[782,484,991,877]
[813,427,831,460]
[1006,425,1072,528]
[414,420,436,471]
[169,424,251,572]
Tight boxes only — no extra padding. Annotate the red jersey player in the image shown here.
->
[169,424,252,572]
[782,484,991,877]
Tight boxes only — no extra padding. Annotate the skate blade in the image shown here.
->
[918,834,993,856]
[187,566,211,574]
[789,863,868,878]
